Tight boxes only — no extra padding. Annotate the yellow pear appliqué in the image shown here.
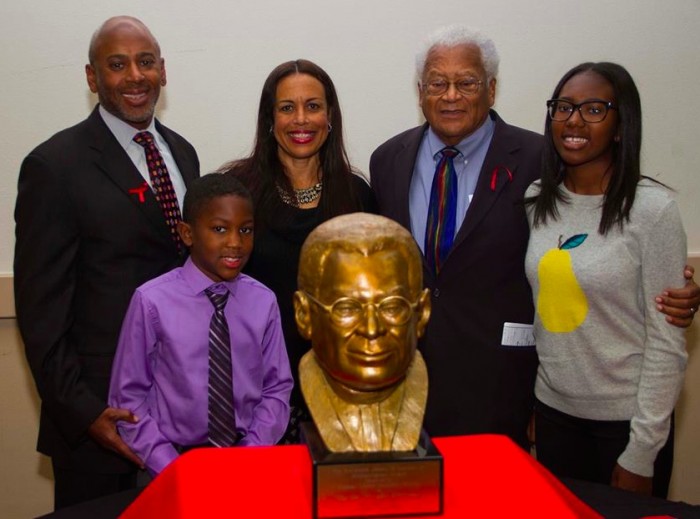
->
[537,234,589,333]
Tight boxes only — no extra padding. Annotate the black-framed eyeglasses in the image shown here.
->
[423,78,484,96]
[546,99,617,123]
[303,291,420,328]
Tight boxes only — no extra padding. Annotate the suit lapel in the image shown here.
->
[393,125,427,230]
[157,120,198,188]
[85,108,176,246]
[452,114,520,250]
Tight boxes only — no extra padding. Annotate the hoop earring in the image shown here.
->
[269,125,274,134]
[328,123,333,133]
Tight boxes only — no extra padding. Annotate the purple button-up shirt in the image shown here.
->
[109,258,293,474]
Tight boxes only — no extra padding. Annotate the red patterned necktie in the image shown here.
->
[425,147,459,277]
[205,288,238,447]
[133,131,183,251]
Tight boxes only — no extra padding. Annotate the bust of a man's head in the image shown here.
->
[295,213,430,452]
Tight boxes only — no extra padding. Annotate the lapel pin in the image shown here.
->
[490,165,513,191]
[128,181,149,203]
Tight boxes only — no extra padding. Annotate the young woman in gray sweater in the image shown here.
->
[525,62,687,498]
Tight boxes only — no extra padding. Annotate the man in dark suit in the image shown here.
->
[370,25,698,449]
[14,16,199,509]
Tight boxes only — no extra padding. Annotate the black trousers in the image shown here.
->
[534,399,674,498]
[52,461,137,510]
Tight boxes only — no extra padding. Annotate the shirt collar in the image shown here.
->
[98,104,158,150]
[426,112,496,160]
[181,256,240,297]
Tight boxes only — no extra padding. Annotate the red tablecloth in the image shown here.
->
[121,434,601,518]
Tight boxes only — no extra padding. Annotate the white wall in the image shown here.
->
[2,1,700,516]
[0,0,699,274]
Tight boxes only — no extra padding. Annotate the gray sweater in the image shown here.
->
[525,179,687,477]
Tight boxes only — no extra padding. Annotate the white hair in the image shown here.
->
[415,25,500,83]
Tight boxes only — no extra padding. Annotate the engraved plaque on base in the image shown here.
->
[301,422,444,519]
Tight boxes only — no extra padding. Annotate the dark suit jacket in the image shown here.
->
[369,111,541,447]
[14,106,199,472]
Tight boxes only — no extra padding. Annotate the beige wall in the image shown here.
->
[0,276,53,517]
[3,261,700,516]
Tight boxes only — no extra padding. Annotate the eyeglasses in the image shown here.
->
[546,99,617,123]
[423,78,483,96]
[303,291,420,328]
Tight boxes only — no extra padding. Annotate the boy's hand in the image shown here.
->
[88,407,145,469]
[656,265,700,328]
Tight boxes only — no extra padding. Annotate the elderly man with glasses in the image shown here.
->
[369,24,698,449]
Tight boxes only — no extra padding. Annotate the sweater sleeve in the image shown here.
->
[617,199,687,477]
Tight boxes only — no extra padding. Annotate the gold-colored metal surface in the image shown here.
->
[295,213,431,452]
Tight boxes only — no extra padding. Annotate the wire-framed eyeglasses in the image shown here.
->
[546,99,617,123]
[302,291,420,328]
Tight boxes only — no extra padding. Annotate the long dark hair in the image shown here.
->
[530,62,643,235]
[220,59,362,228]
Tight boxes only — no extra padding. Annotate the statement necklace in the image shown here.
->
[276,181,323,207]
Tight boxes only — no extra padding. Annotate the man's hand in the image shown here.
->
[87,407,144,469]
[611,463,652,495]
[656,265,700,328]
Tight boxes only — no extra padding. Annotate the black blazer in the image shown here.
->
[14,106,199,472]
[370,111,542,447]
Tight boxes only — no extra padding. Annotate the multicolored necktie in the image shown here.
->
[425,147,459,277]
[133,131,183,251]
[205,288,238,447]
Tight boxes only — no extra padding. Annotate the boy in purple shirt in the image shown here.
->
[109,173,293,475]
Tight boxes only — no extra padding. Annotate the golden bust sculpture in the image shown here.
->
[294,213,431,452]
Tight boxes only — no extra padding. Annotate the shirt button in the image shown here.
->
[433,288,440,298]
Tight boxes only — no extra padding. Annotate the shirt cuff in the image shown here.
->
[148,443,180,476]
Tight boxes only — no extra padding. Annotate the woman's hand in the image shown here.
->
[611,463,652,495]
[527,412,536,447]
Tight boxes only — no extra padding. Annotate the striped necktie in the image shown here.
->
[133,131,183,251]
[425,147,459,277]
[205,288,238,447]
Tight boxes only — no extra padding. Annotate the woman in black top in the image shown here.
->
[221,59,377,442]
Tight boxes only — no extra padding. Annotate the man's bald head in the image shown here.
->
[88,16,161,65]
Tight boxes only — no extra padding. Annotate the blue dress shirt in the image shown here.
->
[409,116,496,253]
